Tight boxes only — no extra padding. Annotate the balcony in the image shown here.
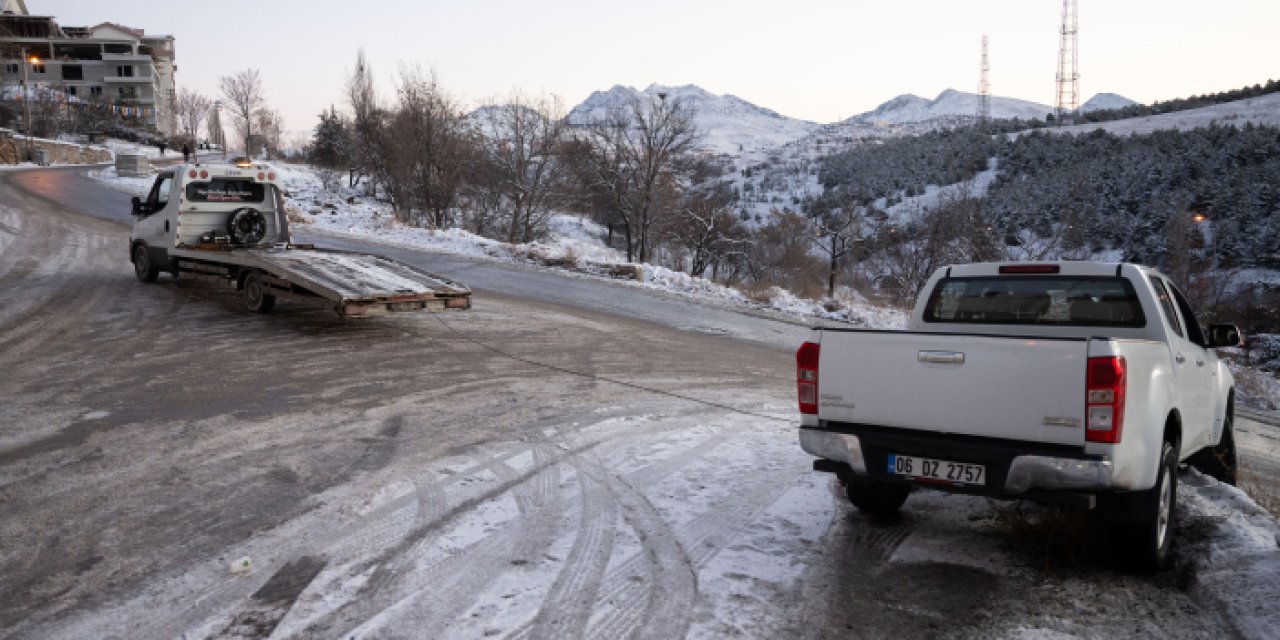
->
[101,53,152,63]
[103,74,154,83]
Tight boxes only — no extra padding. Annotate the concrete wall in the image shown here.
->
[0,133,113,164]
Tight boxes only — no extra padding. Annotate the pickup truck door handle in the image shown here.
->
[918,350,965,365]
[1196,358,1206,367]
[1175,353,1186,364]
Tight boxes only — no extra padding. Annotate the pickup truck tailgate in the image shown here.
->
[818,331,1089,446]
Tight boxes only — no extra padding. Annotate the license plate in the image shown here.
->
[887,454,985,486]
[389,301,422,312]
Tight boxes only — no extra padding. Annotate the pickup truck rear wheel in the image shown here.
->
[846,480,910,515]
[132,244,159,283]
[243,273,276,314]
[1119,440,1178,573]
[1188,412,1237,485]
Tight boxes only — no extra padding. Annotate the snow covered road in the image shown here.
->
[1,167,1278,639]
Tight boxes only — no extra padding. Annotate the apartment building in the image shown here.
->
[0,1,177,134]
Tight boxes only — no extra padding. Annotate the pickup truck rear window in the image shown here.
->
[185,179,266,203]
[922,276,1146,327]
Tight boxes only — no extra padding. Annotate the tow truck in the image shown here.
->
[129,161,471,317]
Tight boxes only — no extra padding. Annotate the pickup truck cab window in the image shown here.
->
[922,276,1145,327]
[1148,277,1184,338]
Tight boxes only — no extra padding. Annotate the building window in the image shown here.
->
[32,63,46,74]
[67,86,77,96]
[89,86,102,96]
[116,65,134,77]
[4,63,17,74]
[62,65,83,81]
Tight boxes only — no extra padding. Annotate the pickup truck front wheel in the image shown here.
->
[1188,411,1237,485]
[132,244,159,283]
[1119,440,1178,573]
[243,273,276,314]
[846,480,910,515]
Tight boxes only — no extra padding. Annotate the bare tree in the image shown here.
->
[383,67,472,228]
[218,69,265,156]
[345,50,383,189]
[743,211,827,298]
[174,88,212,150]
[662,157,745,278]
[867,193,1000,306]
[812,194,866,298]
[253,107,285,159]
[575,92,699,263]
[475,91,568,243]
[206,102,226,153]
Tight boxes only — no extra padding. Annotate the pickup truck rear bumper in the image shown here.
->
[800,425,1113,503]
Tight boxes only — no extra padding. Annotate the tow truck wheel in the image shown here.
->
[133,244,159,283]
[243,273,276,314]
[846,480,910,515]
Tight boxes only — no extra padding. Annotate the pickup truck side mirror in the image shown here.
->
[131,196,145,217]
[1207,324,1243,349]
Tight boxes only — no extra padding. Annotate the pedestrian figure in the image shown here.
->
[182,143,191,163]
[157,141,166,157]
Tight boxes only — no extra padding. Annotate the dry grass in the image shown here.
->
[284,204,310,225]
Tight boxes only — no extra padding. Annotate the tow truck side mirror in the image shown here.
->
[1207,324,1243,349]
[131,196,144,217]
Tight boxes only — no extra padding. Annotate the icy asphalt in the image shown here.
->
[0,165,1277,639]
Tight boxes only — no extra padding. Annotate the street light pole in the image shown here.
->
[20,46,34,163]
[213,99,226,161]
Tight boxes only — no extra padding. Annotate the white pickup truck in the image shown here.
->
[798,261,1242,570]
[129,162,471,317]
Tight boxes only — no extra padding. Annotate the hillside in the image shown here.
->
[848,89,1052,125]
[1048,92,1280,136]
[566,84,820,157]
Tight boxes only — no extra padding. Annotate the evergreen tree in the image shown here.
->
[309,106,349,170]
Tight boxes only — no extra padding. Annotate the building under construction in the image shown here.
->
[0,0,177,134]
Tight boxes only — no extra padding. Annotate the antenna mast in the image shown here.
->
[977,35,991,125]
[1055,0,1079,123]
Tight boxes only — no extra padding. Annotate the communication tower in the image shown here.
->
[977,35,991,125]
[1055,0,1080,123]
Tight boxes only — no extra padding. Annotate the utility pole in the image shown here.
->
[1054,0,1080,124]
[977,35,991,126]
[20,45,34,162]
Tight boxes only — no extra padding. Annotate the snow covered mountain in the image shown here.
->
[567,84,821,156]
[848,89,1052,125]
[1081,92,1138,113]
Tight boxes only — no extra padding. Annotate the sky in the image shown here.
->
[31,0,1280,136]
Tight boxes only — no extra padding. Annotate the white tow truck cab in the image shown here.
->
[128,161,471,317]
[131,161,289,263]
[798,261,1243,571]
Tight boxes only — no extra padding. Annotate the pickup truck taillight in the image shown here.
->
[1086,356,1126,443]
[797,342,820,415]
